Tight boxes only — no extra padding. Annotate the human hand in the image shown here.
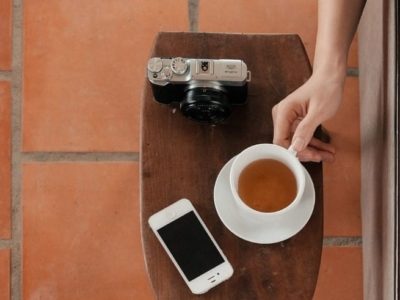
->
[272,72,345,162]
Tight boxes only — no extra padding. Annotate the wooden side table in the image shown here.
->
[141,32,323,300]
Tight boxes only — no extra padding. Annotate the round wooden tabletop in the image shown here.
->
[141,32,323,300]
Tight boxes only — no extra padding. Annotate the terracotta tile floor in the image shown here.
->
[22,0,188,152]
[313,247,363,300]
[0,249,11,300]
[0,0,362,299]
[0,0,12,70]
[22,163,154,300]
[323,78,362,236]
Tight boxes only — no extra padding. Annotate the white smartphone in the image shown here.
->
[148,198,234,294]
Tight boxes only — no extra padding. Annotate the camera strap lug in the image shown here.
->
[246,71,252,82]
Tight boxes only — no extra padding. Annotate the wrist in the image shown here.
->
[312,52,347,83]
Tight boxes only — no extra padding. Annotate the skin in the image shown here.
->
[272,0,367,162]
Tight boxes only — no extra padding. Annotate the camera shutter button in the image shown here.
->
[147,57,163,73]
[171,57,188,75]
[163,67,173,79]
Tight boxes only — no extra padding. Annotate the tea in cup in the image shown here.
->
[230,144,305,219]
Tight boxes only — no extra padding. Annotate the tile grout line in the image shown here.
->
[2,236,363,248]
[346,67,359,77]
[10,0,23,299]
[188,0,199,32]
[21,152,140,162]
[323,236,362,246]
[0,240,13,248]
[0,72,12,80]
[0,236,365,247]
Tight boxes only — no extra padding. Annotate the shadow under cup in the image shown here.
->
[230,144,306,219]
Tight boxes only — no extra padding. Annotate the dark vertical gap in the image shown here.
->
[395,0,399,295]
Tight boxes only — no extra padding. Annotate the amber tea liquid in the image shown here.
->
[238,159,297,212]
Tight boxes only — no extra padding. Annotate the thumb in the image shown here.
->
[291,114,320,152]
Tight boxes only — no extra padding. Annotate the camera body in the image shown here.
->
[147,57,250,124]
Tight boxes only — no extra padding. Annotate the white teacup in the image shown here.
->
[229,144,305,220]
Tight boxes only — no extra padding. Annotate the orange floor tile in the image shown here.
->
[0,249,11,300]
[22,0,188,152]
[0,81,11,239]
[22,163,154,300]
[323,78,362,236]
[313,246,363,300]
[0,0,12,70]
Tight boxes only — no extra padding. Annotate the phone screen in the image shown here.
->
[157,211,225,281]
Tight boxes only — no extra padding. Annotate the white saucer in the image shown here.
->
[214,157,315,244]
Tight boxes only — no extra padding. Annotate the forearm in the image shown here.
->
[313,0,366,79]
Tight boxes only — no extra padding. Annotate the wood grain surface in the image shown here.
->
[141,32,323,300]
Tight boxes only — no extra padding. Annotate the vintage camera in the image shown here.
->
[147,57,251,124]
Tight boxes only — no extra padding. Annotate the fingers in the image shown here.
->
[272,95,335,163]
[272,103,298,149]
[291,113,320,153]
[297,145,335,162]
[309,137,336,154]
[296,137,336,163]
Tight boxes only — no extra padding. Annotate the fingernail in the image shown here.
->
[291,137,306,152]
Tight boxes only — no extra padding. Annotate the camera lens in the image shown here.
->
[180,87,231,124]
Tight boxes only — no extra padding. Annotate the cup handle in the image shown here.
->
[288,145,298,157]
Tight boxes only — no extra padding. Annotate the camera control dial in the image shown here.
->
[171,57,188,75]
[147,57,163,73]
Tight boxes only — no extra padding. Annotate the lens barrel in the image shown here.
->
[180,87,231,124]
